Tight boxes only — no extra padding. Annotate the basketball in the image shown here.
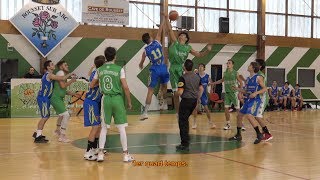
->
[169,10,179,21]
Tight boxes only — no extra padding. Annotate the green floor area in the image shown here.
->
[73,133,243,154]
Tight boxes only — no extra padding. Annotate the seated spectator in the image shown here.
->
[279,82,291,111]
[268,80,279,110]
[24,67,41,78]
[291,84,303,111]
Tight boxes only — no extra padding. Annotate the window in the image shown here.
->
[197,9,227,32]
[288,16,311,38]
[229,12,257,34]
[266,0,286,13]
[229,0,257,11]
[266,14,285,36]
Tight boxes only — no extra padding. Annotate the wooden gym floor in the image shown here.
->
[0,110,319,180]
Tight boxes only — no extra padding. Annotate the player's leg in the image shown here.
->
[141,70,157,120]
[229,111,245,141]
[201,94,216,129]
[97,96,112,162]
[34,96,50,143]
[51,95,71,143]
[177,98,197,151]
[248,99,264,144]
[291,97,296,110]
[191,103,198,129]
[83,99,101,160]
[223,93,232,130]
[170,67,182,119]
[299,98,303,110]
[254,95,273,141]
[159,70,169,110]
[112,96,134,162]
[283,96,288,110]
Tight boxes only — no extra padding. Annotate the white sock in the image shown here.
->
[99,121,107,149]
[36,130,42,137]
[118,126,128,152]
[144,104,150,114]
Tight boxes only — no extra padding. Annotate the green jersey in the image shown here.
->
[168,41,192,65]
[223,69,238,93]
[97,63,123,96]
[52,70,67,98]
[258,71,267,85]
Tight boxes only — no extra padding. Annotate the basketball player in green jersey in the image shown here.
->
[212,59,244,130]
[50,61,80,143]
[91,47,134,162]
[165,16,212,118]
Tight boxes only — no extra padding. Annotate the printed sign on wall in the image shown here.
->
[82,0,129,25]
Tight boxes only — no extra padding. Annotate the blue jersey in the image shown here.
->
[145,40,165,68]
[38,72,53,98]
[244,74,261,101]
[281,86,290,96]
[198,73,209,97]
[270,86,278,96]
[295,88,301,97]
[85,70,102,102]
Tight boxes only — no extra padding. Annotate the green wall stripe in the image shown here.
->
[287,48,320,86]
[231,46,256,71]
[115,40,145,66]
[302,89,318,99]
[0,34,35,77]
[192,44,225,67]
[62,38,104,72]
[266,47,293,66]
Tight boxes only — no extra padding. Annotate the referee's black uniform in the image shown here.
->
[176,60,203,151]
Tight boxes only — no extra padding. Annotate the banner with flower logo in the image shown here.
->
[9,1,79,57]
[82,0,129,25]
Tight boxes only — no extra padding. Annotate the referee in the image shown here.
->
[176,59,204,151]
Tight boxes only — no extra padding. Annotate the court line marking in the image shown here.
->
[203,153,310,180]
[0,140,236,156]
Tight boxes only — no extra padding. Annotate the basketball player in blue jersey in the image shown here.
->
[83,56,105,161]
[291,84,303,111]
[33,60,73,143]
[279,82,291,111]
[192,63,216,129]
[139,19,169,120]
[229,62,268,144]
[268,80,279,108]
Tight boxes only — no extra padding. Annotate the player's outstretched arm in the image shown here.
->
[48,72,72,81]
[165,16,177,42]
[190,45,212,58]
[59,76,77,89]
[88,65,95,77]
[139,51,146,70]
[212,77,224,85]
[155,18,165,42]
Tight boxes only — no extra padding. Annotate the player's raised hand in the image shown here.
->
[139,62,144,70]
[206,44,212,51]
[127,103,132,110]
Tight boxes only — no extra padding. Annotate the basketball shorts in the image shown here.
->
[50,95,66,115]
[200,94,209,106]
[169,65,183,91]
[101,95,127,128]
[149,66,170,88]
[240,98,264,118]
[224,92,240,109]
[83,98,101,127]
[37,96,50,118]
